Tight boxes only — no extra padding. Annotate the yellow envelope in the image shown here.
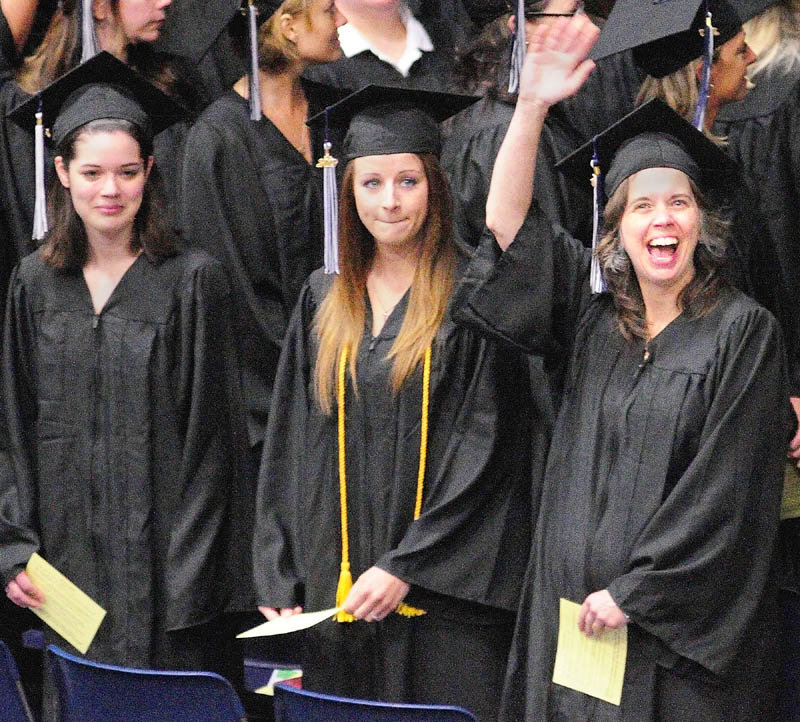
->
[552,598,627,706]
[25,553,106,655]
[237,607,341,638]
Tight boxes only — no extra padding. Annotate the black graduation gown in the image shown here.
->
[179,84,343,449]
[442,97,591,249]
[302,14,460,92]
[0,249,252,667]
[452,207,790,722]
[253,268,533,715]
[714,69,800,396]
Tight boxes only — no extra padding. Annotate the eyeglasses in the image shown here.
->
[524,1,585,19]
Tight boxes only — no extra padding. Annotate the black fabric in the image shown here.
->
[301,602,515,722]
[253,267,533,710]
[303,14,463,92]
[0,8,18,74]
[180,85,341,447]
[452,206,790,721]
[442,97,591,248]
[714,67,800,395]
[0,249,253,666]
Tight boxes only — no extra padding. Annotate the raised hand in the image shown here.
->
[517,15,600,110]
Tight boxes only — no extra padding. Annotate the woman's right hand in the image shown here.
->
[258,605,303,620]
[5,570,44,609]
[517,15,599,111]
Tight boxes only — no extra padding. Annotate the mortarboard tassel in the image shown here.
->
[693,5,716,131]
[589,144,605,294]
[508,0,526,94]
[33,103,48,242]
[317,109,339,274]
[80,0,99,63]
[247,0,262,121]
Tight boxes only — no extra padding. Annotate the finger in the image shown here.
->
[258,606,279,620]
[561,59,596,97]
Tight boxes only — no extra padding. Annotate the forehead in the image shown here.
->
[626,166,694,197]
[352,152,425,174]
[71,129,143,160]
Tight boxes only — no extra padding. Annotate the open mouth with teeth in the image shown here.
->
[648,237,678,260]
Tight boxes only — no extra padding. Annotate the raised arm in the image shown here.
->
[486,16,598,249]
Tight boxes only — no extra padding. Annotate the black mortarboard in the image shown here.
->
[556,98,735,291]
[8,51,186,145]
[154,0,282,63]
[590,0,774,78]
[7,51,186,241]
[307,85,478,274]
[307,85,479,162]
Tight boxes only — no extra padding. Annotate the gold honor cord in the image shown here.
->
[334,345,431,622]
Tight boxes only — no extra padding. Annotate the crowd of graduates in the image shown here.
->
[0,0,799,721]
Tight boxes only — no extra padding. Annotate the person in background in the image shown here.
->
[454,15,790,720]
[303,0,461,91]
[253,85,533,722]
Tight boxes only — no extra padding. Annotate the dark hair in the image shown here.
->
[596,175,729,340]
[41,118,176,270]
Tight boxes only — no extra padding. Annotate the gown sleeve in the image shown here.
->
[168,258,254,615]
[607,305,789,674]
[375,328,534,611]
[251,281,316,609]
[452,201,592,361]
[0,265,40,586]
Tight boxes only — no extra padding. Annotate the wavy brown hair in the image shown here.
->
[41,119,176,271]
[16,1,181,97]
[313,153,458,414]
[596,175,729,341]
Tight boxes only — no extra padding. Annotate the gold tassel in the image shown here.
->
[395,602,427,618]
[334,562,356,623]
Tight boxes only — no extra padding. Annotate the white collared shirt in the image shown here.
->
[337,5,434,78]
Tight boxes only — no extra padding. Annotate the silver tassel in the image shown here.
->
[589,156,604,294]
[81,0,99,62]
[248,1,261,121]
[33,110,48,242]
[317,141,339,274]
[508,0,526,94]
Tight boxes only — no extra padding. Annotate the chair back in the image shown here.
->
[0,640,35,722]
[47,644,246,722]
[273,682,477,722]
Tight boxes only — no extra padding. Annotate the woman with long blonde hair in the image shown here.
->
[252,86,533,722]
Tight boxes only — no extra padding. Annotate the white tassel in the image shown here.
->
[508,0,526,94]
[248,1,261,121]
[81,0,99,62]
[317,141,339,274]
[590,156,604,294]
[33,111,48,242]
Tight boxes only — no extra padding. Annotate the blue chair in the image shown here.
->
[273,682,477,721]
[0,640,36,722]
[47,644,246,722]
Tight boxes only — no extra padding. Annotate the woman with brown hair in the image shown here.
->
[0,53,250,717]
[455,15,791,721]
[252,85,533,722]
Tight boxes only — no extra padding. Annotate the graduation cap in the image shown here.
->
[306,84,479,274]
[591,0,774,77]
[7,51,186,242]
[556,98,735,292]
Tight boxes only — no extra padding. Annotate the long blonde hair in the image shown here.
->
[313,153,457,414]
[258,0,314,74]
[744,0,800,76]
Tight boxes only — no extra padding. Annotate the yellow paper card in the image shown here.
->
[25,553,106,654]
[237,607,341,638]
[782,463,800,520]
[552,598,627,706]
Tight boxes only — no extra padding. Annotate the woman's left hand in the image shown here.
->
[343,567,410,622]
[788,397,800,468]
[578,589,628,637]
